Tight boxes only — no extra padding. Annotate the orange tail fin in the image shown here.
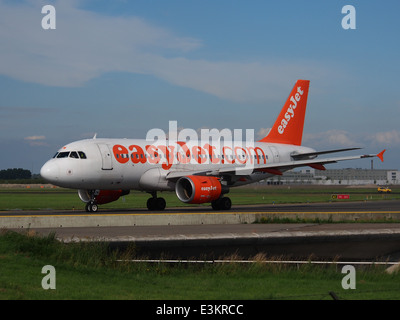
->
[259,79,310,146]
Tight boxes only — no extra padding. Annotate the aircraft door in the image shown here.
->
[97,144,113,170]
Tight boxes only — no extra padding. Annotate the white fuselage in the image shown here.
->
[40,138,315,191]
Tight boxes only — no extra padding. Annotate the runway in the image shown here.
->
[1,200,400,228]
[2,199,400,216]
[2,200,400,261]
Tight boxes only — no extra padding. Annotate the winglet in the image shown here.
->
[377,149,386,162]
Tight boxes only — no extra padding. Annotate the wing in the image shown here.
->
[166,149,386,180]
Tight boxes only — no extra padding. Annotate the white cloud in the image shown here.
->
[370,130,400,146]
[326,130,358,147]
[150,57,330,103]
[24,136,46,141]
[303,129,400,152]
[0,0,335,103]
[257,128,271,140]
[24,135,48,146]
[303,130,360,148]
[0,0,201,85]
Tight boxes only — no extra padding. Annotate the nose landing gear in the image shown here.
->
[84,190,99,212]
[85,201,99,213]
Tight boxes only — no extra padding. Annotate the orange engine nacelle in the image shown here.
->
[175,175,222,204]
[78,189,130,205]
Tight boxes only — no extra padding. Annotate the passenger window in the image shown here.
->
[69,152,79,159]
[78,151,87,159]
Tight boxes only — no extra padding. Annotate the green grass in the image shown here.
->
[0,185,399,211]
[1,185,399,300]
[0,230,399,300]
[232,185,400,204]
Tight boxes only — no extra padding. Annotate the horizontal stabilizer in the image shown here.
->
[291,148,361,160]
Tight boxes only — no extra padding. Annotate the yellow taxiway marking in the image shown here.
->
[2,211,400,218]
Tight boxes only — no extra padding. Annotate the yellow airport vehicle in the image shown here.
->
[378,187,392,193]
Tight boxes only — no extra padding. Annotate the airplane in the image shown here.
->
[40,80,386,212]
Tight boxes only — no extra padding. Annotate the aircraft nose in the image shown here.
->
[40,161,60,183]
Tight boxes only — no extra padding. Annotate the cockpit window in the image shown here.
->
[69,151,79,159]
[57,152,70,158]
[54,150,87,159]
[78,151,87,159]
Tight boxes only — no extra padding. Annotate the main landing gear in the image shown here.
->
[145,193,232,211]
[146,192,166,211]
[211,197,232,210]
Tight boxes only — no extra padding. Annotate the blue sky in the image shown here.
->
[0,0,399,173]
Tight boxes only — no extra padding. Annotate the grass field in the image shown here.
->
[1,185,399,300]
[1,230,399,300]
[1,184,399,211]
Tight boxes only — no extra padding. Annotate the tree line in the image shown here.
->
[0,168,32,180]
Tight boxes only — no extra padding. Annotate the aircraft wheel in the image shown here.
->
[219,197,232,210]
[147,198,157,211]
[211,197,232,210]
[85,202,98,212]
[211,200,220,210]
[147,198,167,211]
[147,197,166,211]
[156,197,166,210]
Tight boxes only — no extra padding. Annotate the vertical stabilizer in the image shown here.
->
[259,79,310,146]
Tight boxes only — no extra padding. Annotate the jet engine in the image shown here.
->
[175,175,222,204]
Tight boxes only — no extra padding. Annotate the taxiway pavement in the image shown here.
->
[2,201,400,261]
